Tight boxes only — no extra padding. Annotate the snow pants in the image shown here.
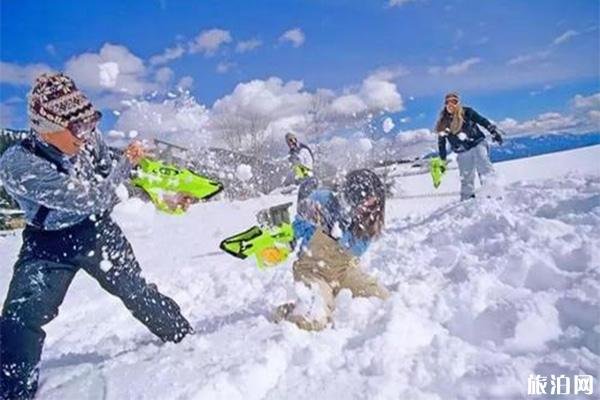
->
[280,230,389,331]
[0,216,192,400]
[457,141,495,200]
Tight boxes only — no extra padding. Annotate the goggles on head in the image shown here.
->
[68,111,101,138]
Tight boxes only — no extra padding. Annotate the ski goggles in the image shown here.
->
[67,111,102,139]
[445,97,459,105]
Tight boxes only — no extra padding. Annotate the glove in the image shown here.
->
[492,133,503,145]
[440,160,447,173]
[490,126,503,145]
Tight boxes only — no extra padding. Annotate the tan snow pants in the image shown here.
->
[280,229,389,331]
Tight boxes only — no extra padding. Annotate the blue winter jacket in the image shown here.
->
[293,189,370,257]
[0,131,132,230]
[438,106,495,160]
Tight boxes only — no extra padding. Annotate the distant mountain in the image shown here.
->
[490,132,600,162]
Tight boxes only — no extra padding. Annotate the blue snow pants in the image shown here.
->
[0,215,192,400]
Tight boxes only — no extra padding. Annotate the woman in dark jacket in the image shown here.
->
[435,92,503,200]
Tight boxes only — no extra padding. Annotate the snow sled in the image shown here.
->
[220,202,295,269]
[430,157,447,189]
[132,158,224,214]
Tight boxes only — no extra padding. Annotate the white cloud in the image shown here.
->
[0,62,53,85]
[154,67,174,84]
[212,77,312,120]
[498,112,579,134]
[498,93,600,135]
[359,73,404,112]
[279,28,305,48]
[216,61,235,74]
[209,71,403,152]
[445,57,481,75]
[331,71,403,116]
[236,38,262,53]
[98,62,120,88]
[368,65,410,81]
[188,28,232,56]
[428,58,481,76]
[388,0,415,7]
[587,110,600,125]
[149,44,185,66]
[177,76,194,90]
[507,50,551,65]
[65,43,153,95]
[572,92,600,110]
[553,30,579,45]
[331,95,368,115]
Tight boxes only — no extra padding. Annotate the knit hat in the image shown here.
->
[285,132,298,142]
[28,72,100,135]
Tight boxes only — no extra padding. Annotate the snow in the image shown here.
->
[235,164,253,182]
[382,117,395,133]
[1,146,599,399]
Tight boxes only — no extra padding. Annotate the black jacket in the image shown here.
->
[437,107,496,160]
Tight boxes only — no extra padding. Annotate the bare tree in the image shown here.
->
[210,111,270,159]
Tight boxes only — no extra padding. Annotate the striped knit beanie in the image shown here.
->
[28,72,99,134]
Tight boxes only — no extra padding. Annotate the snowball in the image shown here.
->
[107,130,125,138]
[382,117,395,133]
[236,164,253,181]
[100,260,113,272]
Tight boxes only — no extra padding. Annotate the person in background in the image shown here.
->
[275,169,389,331]
[434,92,503,200]
[0,73,192,400]
[285,132,315,181]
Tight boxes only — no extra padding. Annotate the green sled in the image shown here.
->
[430,157,446,189]
[131,158,224,214]
[220,202,294,269]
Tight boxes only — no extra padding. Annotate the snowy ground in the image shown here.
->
[0,146,599,399]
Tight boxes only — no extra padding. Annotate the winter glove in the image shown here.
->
[489,126,503,145]
[440,161,447,174]
[492,132,503,145]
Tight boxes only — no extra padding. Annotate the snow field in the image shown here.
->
[0,146,598,399]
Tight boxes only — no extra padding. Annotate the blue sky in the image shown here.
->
[1,0,598,136]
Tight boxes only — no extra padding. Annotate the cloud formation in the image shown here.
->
[236,38,262,53]
[553,30,579,45]
[279,28,305,48]
[499,92,600,135]
[388,0,415,7]
[0,62,53,86]
[429,57,481,75]
[65,43,152,95]
[149,45,186,66]
[188,28,232,56]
